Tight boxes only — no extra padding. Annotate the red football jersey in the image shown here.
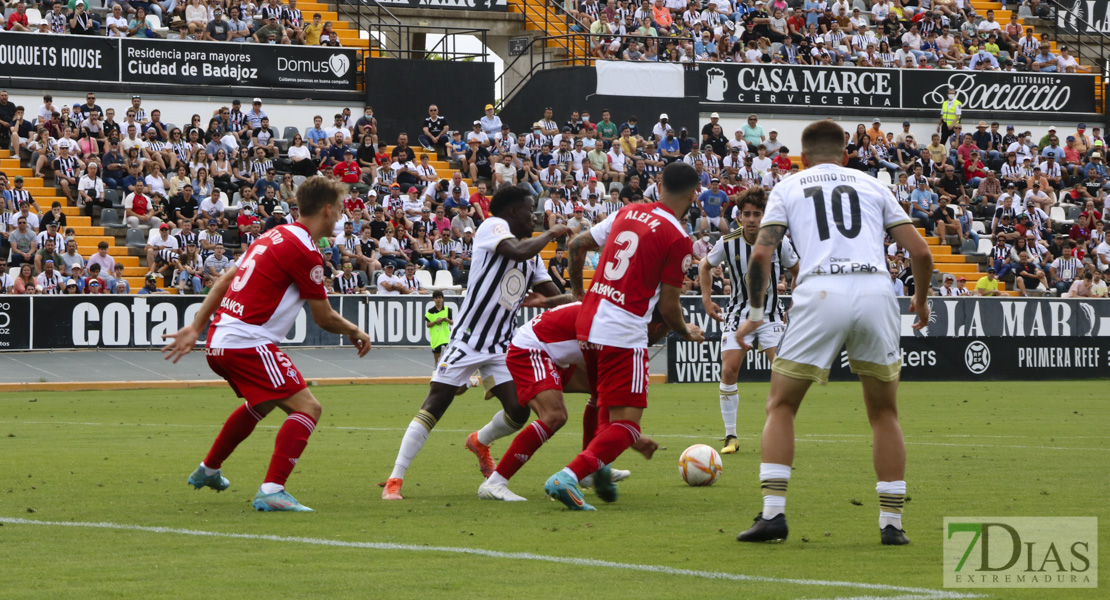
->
[513,302,583,368]
[577,202,692,348]
[209,222,328,349]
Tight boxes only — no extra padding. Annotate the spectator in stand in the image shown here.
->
[6,3,30,32]
[419,105,449,157]
[975,267,1001,296]
[78,163,108,217]
[203,7,230,41]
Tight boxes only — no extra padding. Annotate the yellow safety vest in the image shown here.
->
[941,99,962,126]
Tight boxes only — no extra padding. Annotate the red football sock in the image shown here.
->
[264,412,317,487]
[567,419,639,480]
[203,403,265,470]
[492,420,553,480]
[581,399,598,450]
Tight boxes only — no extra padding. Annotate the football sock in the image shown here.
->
[567,419,640,480]
[476,410,524,446]
[203,402,265,470]
[389,410,436,480]
[719,383,739,437]
[263,411,317,487]
[582,399,599,450]
[877,480,907,530]
[760,463,792,519]
[492,420,553,481]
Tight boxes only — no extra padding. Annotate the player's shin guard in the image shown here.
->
[719,383,739,438]
[389,410,436,480]
[204,402,265,470]
[567,419,640,480]
[476,410,524,446]
[492,420,553,481]
[582,397,598,450]
[264,412,317,487]
[877,480,907,530]
[759,463,791,519]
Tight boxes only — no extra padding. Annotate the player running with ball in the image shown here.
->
[733,120,930,545]
[699,187,798,455]
[544,162,706,511]
[162,178,372,513]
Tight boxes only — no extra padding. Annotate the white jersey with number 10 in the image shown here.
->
[762,163,911,280]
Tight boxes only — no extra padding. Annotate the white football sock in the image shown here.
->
[259,482,283,494]
[486,472,508,487]
[476,410,523,446]
[200,462,219,476]
[760,463,792,519]
[877,480,907,530]
[389,416,433,480]
[559,467,579,484]
[719,383,739,437]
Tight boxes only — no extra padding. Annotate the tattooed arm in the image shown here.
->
[567,230,600,299]
[745,224,786,314]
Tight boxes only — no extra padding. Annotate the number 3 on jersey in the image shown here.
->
[231,244,268,292]
[603,230,639,280]
[805,185,861,241]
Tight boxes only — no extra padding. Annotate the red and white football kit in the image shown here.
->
[506,302,585,405]
[206,222,328,405]
[576,202,692,408]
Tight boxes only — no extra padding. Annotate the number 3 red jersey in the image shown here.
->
[577,202,692,348]
[209,223,329,349]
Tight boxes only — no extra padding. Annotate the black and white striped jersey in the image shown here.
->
[705,229,798,332]
[450,216,551,353]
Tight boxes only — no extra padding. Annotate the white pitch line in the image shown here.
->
[0,517,982,600]
[1,421,1107,453]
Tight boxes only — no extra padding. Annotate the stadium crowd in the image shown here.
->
[2,0,344,45]
[0,86,1107,298]
[568,0,1063,71]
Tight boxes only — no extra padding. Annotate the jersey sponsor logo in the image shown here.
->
[310,265,325,285]
[493,223,510,236]
[219,296,245,316]
[590,281,627,306]
[681,253,693,273]
[828,262,879,274]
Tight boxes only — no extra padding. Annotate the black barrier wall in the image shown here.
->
[0,32,357,91]
[373,0,507,10]
[497,66,699,140]
[367,58,495,143]
[669,296,1110,382]
[3,297,1108,383]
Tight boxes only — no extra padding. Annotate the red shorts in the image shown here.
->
[581,342,649,409]
[206,344,307,406]
[506,344,576,406]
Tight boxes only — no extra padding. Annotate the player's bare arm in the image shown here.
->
[567,230,600,299]
[307,298,371,357]
[698,257,723,322]
[659,282,705,342]
[161,266,237,363]
[521,280,576,309]
[734,224,785,349]
[495,224,572,262]
[888,222,933,330]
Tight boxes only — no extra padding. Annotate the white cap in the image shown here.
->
[659,113,668,120]
[252,97,262,103]
[463,227,474,233]
[710,112,720,119]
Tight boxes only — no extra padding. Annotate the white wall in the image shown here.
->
[3,89,353,135]
[704,112,1089,155]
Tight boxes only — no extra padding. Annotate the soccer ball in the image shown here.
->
[678,444,722,486]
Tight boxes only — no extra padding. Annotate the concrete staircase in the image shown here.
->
[507,0,590,65]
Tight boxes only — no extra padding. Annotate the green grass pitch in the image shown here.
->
[0,381,1106,599]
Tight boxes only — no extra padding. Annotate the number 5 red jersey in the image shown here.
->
[209,222,329,349]
[576,202,692,348]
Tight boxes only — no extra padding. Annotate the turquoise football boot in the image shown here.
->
[252,489,314,512]
[544,472,596,511]
[188,466,230,492]
[591,466,619,503]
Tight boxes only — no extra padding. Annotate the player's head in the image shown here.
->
[735,187,766,238]
[660,161,700,213]
[488,185,536,239]
[296,177,347,237]
[800,120,848,168]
